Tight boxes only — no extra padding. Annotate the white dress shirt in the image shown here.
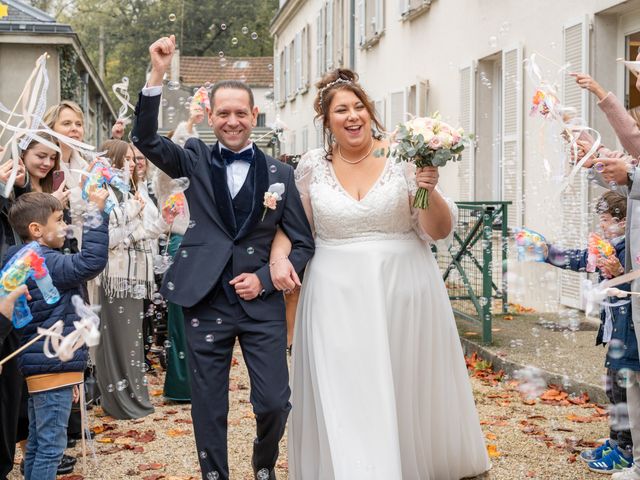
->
[142,85,254,199]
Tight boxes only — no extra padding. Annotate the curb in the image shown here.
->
[460,336,609,404]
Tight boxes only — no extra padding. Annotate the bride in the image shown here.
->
[269,69,491,479]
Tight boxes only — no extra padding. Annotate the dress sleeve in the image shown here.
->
[294,151,316,234]
[402,161,457,249]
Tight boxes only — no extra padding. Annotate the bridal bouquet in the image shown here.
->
[384,113,470,208]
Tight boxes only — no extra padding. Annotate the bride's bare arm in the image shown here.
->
[415,167,452,240]
[417,189,452,240]
[269,227,300,291]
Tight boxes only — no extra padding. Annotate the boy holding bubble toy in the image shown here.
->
[541,192,637,473]
[5,190,109,480]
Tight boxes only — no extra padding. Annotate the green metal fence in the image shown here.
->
[435,201,511,344]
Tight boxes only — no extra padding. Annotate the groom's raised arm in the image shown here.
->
[132,35,197,179]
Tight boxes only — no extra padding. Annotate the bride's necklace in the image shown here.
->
[337,138,375,165]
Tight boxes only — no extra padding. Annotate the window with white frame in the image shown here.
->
[359,0,385,47]
[283,47,290,99]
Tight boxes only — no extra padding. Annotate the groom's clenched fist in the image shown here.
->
[148,35,176,86]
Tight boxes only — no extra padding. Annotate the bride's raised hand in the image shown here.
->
[416,166,439,193]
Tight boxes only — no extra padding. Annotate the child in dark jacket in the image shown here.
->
[6,189,109,480]
[545,191,636,474]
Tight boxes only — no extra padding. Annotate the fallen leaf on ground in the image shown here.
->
[486,444,501,458]
[138,463,165,471]
[166,429,191,437]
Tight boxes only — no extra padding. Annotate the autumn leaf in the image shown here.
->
[174,419,193,424]
[486,444,501,458]
[567,454,577,463]
[142,474,166,480]
[96,437,113,444]
[503,315,514,321]
[485,433,497,441]
[150,389,164,396]
[166,429,191,437]
[58,476,84,480]
[566,414,597,423]
[138,463,165,471]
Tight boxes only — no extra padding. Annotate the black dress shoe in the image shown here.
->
[19,455,76,475]
[67,430,95,447]
[254,466,276,480]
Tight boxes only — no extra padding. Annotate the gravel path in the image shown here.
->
[8,343,616,480]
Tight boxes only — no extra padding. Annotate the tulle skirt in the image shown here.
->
[289,236,491,479]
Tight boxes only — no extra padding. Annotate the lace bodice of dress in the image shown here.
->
[295,148,421,245]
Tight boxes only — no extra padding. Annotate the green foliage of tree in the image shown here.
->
[37,0,277,102]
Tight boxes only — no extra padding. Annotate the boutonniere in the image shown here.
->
[262,183,285,221]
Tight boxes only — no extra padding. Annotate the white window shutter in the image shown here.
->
[295,32,302,91]
[399,0,409,16]
[316,8,325,77]
[326,1,334,70]
[501,44,523,227]
[389,90,405,131]
[417,79,429,116]
[358,0,365,45]
[559,17,590,309]
[335,0,344,66]
[284,44,291,98]
[458,63,476,201]
[274,51,281,104]
[375,0,384,33]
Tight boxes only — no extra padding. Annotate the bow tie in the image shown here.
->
[220,147,254,166]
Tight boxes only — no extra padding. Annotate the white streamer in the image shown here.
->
[524,53,602,194]
[38,295,100,362]
[112,77,134,125]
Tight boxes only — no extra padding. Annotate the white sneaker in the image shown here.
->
[612,467,640,480]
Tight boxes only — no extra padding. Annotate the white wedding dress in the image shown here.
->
[288,149,491,480]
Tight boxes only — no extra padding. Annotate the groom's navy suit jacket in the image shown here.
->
[132,93,314,320]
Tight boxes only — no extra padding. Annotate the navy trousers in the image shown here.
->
[183,288,290,480]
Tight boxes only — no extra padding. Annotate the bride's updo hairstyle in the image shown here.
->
[314,68,385,160]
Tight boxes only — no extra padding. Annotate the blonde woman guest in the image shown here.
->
[43,101,90,242]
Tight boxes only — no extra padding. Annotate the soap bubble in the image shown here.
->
[251,32,259,40]
[167,81,180,91]
[241,26,249,35]
[218,51,225,58]
[514,366,547,400]
[191,318,200,327]
[608,339,626,360]
[231,37,239,46]
[169,13,176,22]
[488,36,498,48]
[205,334,214,343]
[220,23,227,30]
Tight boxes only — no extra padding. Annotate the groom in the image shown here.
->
[132,35,314,480]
